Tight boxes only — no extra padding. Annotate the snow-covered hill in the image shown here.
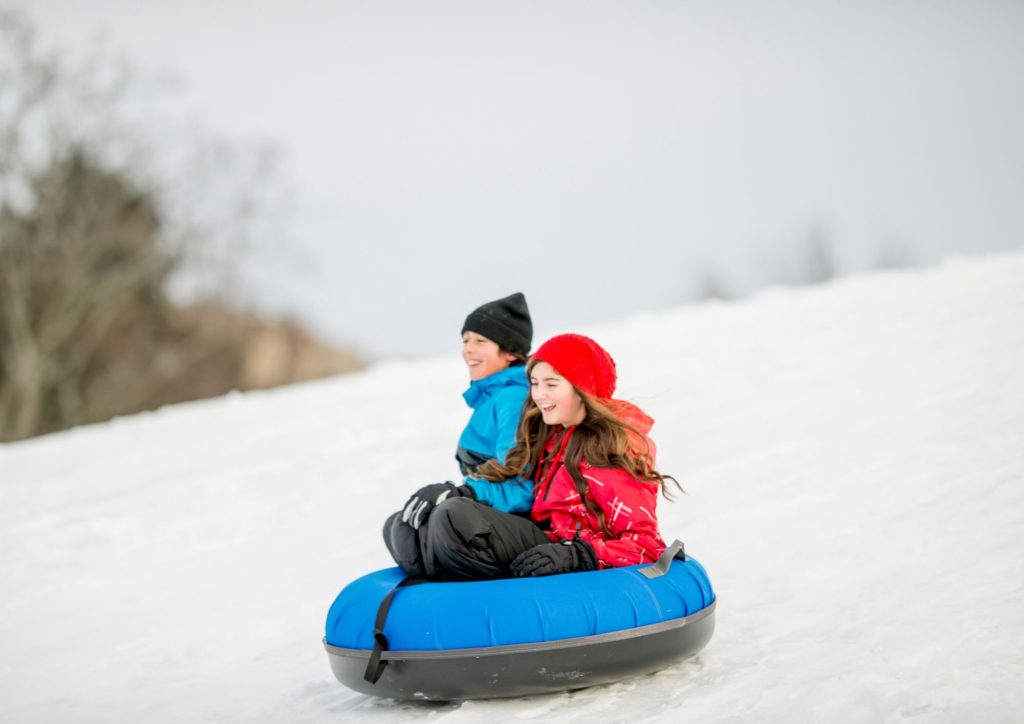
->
[2,254,1023,723]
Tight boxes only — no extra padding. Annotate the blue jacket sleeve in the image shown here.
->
[463,475,534,513]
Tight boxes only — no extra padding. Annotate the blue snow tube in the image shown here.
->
[323,541,715,700]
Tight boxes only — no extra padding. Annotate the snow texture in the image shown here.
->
[2,253,1023,723]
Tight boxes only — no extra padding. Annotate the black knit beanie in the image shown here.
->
[461,292,533,358]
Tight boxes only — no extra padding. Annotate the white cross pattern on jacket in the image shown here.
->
[610,497,633,525]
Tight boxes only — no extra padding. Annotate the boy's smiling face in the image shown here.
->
[462,331,517,381]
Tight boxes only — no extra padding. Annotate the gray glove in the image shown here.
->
[401,482,476,530]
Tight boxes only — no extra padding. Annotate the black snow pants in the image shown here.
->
[382,497,549,581]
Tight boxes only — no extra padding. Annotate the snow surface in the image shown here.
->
[2,254,1023,723]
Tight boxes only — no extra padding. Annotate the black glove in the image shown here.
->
[401,482,476,530]
[510,540,598,577]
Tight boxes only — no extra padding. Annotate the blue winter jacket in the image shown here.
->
[458,365,534,513]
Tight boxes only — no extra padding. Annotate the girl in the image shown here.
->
[383,293,537,576]
[420,333,679,580]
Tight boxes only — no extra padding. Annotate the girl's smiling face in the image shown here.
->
[462,331,517,381]
[530,361,586,427]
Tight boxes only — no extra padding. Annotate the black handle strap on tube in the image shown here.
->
[640,539,685,579]
[364,576,427,684]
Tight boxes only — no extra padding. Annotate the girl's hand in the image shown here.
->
[510,540,597,577]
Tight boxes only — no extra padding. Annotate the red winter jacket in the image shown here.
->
[529,402,667,569]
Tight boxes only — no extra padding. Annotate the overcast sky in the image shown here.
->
[10,0,1024,358]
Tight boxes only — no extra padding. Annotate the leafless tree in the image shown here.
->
[0,12,353,442]
[0,13,179,439]
[0,146,176,439]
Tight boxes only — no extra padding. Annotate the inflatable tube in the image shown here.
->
[323,544,715,700]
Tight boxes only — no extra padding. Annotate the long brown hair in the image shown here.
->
[474,359,681,534]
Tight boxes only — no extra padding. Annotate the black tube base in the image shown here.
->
[324,602,715,701]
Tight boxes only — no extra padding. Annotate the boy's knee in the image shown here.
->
[382,511,401,543]
[430,496,484,536]
[436,494,476,517]
[424,497,499,579]
[426,497,491,551]
[384,510,426,575]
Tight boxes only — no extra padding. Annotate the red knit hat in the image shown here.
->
[532,333,617,399]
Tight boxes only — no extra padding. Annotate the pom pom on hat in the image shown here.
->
[532,333,617,399]
[462,292,533,358]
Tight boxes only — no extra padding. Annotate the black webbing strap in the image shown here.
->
[364,576,427,684]
[639,539,686,579]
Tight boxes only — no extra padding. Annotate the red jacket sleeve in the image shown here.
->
[576,465,666,568]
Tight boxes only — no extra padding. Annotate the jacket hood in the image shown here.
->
[606,399,654,435]
[462,364,528,409]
